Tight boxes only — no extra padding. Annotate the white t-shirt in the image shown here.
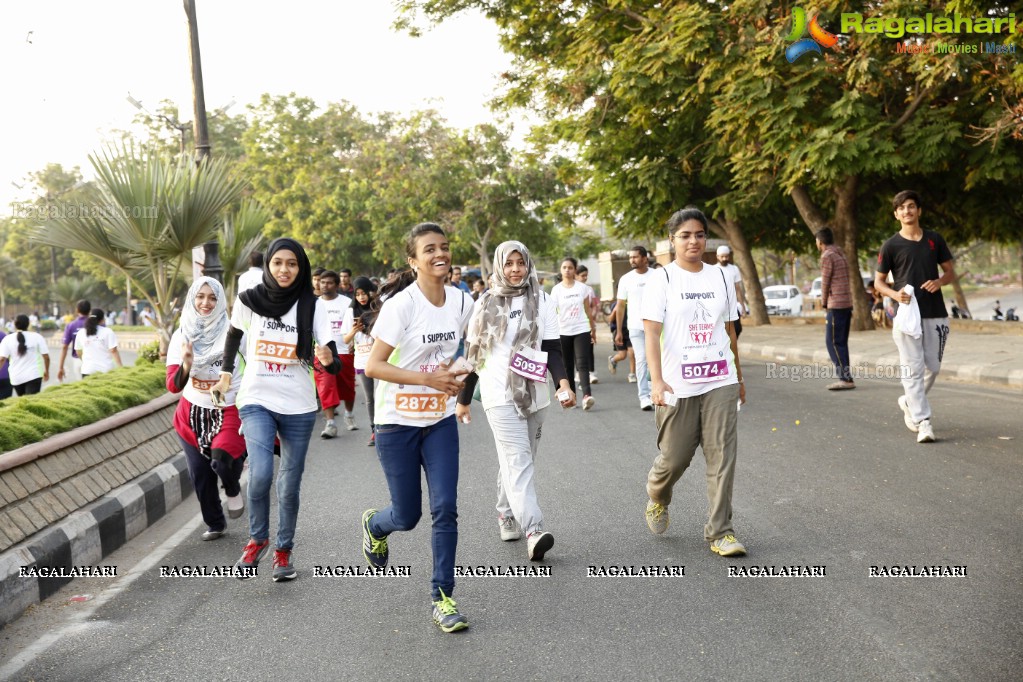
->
[616,268,655,332]
[166,328,244,408]
[469,291,560,411]
[642,262,738,399]
[237,267,263,293]
[717,262,743,314]
[353,330,373,371]
[0,331,48,385]
[550,281,594,336]
[372,284,474,427]
[230,297,334,414]
[320,295,355,354]
[74,326,118,375]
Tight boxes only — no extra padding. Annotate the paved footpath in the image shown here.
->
[1,341,1020,681]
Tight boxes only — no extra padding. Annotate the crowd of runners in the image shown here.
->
[3,188,951,634]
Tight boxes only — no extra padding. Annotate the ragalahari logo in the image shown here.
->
[785,7,839,62]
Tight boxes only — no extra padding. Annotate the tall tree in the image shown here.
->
[32,144,246,351]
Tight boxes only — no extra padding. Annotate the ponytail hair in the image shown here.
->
[15,314,28,356]
[86,308,105,337]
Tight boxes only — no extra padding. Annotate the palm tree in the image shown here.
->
[32,143,246,353]
[49,275,103,315]
[0,255,25,323]
[218,199,270,303]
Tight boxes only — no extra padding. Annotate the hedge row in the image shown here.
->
[0,363,168,454]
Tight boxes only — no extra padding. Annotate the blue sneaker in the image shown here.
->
[362,509,388,568]
[432,590,468,633]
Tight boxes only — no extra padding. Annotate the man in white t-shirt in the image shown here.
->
[237,250,264,293]
[642,207,747,558]
[615,245,655,410]
[316,270,357,437]
[715,245,747,337]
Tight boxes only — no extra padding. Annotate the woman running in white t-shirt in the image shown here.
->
[361,222,474,633]
[456,241,574,562]
[211,238,341,583]
[550,257,597,410]
[343,276,378,446]
[74,309,122,377]
[0,315,49,395]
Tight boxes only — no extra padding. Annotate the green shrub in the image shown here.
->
[0,364,168,453]
[135,340,161,365]
[40,319,60,331]
[111,325,157,333]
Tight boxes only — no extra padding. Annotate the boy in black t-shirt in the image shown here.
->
[874,190,956,444]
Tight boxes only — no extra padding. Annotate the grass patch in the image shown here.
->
[0,364,167,454]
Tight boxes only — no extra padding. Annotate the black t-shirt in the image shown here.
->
[877,230,953,319]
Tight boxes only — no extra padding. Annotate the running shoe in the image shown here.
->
[234,538,270,580]
[582,395,595,411]
[226,494,245,519]
[645,500,669,534]
[710,535,747,557]
[897,395,918,433]
[321,420,338,439]
[272,548,297,581]
[590,372,599,385]
[344,413,358,431]
[827,381,856,390]
[640,397,653,411]
[362,509,389,568]
[627,373,637,383]
[201,528,224,541]
[607,355,618,374]
[917,419,935,443]
[432,590,469,633]
[527,531,554,561]
[499,514,521,541]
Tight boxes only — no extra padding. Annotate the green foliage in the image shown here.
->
[135,340,161,365]
[0,364,167,453]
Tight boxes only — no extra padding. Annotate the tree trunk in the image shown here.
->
[833,177,874,331]
[950,272,970,315]
[716,216,770,326]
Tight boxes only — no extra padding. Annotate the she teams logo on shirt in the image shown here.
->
[688,302,715,345]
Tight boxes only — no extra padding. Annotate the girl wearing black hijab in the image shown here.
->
[342,276,379,446]
[212,238,341,582]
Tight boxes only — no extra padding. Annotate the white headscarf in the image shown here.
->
[178,276,229,373]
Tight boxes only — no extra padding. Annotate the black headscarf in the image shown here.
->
[239,238,317,366]
[351,276,377,319]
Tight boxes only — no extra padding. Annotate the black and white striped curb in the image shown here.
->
[0,452,190,628]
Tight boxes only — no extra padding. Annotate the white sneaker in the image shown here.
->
[527,531,554,561]
[917,419,935,443]
[574,372,580,384]
[639,396,653,411]
[589,372,599,384]
[343,413,358,431]
[498,515,521,541]
[226,494,245,519]
[897,396,918,433]
[627,373,637,383]
[582,395,595,411]
[321,421,338,439]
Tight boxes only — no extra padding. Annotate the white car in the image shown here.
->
[763,285,804,316]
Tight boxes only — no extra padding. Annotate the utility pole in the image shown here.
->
[184,0,211,165]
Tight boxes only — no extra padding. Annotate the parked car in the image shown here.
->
[808,277,822,299]
[763,285,804,316]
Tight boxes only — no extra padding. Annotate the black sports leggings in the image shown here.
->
[560,333,592,396]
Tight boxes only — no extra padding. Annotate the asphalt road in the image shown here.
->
[2,345,1021,681]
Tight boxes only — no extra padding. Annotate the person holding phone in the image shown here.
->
[641,207,747,558]
[343,276,379,446]
[166,277,247,541]
[361,223,474,633]
[456,241,573,562]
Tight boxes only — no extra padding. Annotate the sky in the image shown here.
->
[0,0,514,211]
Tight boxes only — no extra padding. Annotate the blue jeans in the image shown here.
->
[238,404,316,550]
[370,415,459,601]
[825,308,853,383]
[630,328,651,403]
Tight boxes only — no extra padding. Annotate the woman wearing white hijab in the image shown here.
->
[457,241,574,561]
[166,277,247,541]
